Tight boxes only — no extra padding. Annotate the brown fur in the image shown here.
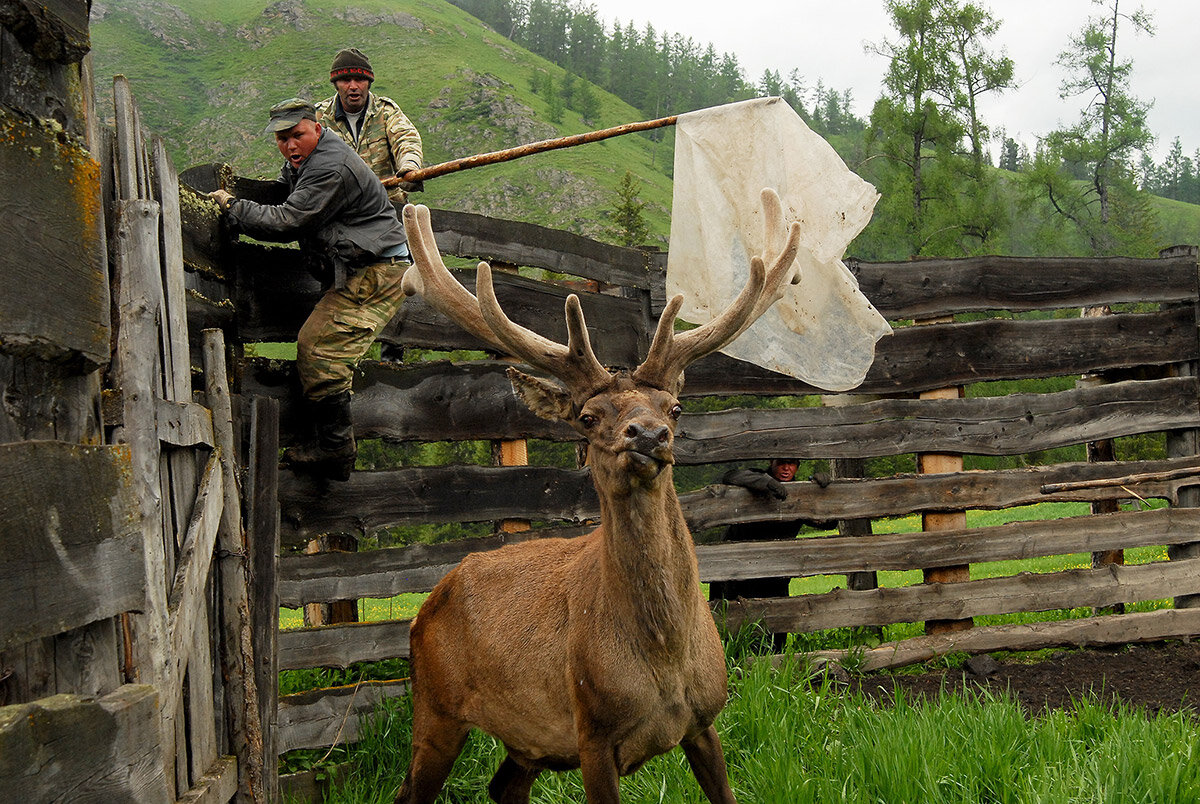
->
[395,197,800,803]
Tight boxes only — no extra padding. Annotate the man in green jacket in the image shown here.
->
[315,47,424,204]
[209,98,410,481]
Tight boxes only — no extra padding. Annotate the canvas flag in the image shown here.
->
[667,96,891,391]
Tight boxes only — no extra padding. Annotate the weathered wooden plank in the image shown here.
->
[427,207,653,288]
[278,619,411,670]
[0,355,102,443]
[278,535,509,606]
[697,507,1200,581]
[111,197,176,788]
[53,619,121,700]
[247,396,281,803]
[277,506,1200,604]
[279,762,351,804]
[853,254,1199,320]
[0,108,108,366]
[251,367,1200,455]
[175,755,239,804]
[675,377,1200,461]
[203,329,266,803]
[165,453,222,780]
[279,454,1200,547]
[277,679,410,755]
[236,246,648,367]
[683,307,1197,396]
[0,441,143,648]
[0,684,172,803]
[279,465,598,542]
[723,558,1200,633]
[806,607,1200,672]
[684,456,1200,531]
[155,398,215,447]
[240,357,575,445]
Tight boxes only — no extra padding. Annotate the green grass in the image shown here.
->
[300,655,1200,804]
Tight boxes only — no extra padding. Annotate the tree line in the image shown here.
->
[450,0,1193,260]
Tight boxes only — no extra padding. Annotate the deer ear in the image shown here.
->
[507,367,574,422]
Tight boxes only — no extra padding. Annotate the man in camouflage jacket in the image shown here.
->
[315,47,423,204]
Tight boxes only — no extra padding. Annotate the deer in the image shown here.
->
[394,190,802,804]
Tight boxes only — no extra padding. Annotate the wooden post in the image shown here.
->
[916,316,972,635]
[492,263,532,537]
[1165,245,1200,609]
[204,329,266,802]
[248,396,281,803]
[111,197,176,789]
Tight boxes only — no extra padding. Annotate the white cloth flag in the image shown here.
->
[667,97,891,391]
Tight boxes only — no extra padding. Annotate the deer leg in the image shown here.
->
[393,716,470,804]
[681,726,737,804]
[487,755,542,804]
[578,740,620,804]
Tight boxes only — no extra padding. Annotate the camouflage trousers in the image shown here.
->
[297,257,408,400]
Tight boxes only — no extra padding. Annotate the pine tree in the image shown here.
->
[610,171,650,247]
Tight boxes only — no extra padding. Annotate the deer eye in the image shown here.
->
[669,404,683,420]
[579,413,598,429]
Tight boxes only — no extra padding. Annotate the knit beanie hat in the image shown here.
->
[330,48,374,82]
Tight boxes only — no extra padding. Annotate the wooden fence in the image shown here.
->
[1,26,268,799]
[4,6,1199,797]
[171,159,1200,794]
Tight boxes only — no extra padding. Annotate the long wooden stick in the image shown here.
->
[384,114,678,187]
[1039,464,1200,494]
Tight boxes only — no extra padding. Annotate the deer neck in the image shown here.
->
[594,465,700,651]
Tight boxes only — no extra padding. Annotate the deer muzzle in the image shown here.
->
[621,421,674,478]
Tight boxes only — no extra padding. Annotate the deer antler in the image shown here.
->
[402,204,612,397]
[633,188,802,391]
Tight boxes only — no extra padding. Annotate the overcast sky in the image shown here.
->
[590,0,1196,163]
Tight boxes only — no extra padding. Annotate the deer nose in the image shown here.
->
[625,421,669,453]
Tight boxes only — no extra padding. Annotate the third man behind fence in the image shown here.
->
[316,47,424,204]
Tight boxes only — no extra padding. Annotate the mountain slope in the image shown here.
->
[89,0,676,243]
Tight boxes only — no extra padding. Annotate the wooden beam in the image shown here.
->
[804,607,1200,672]
[723,558,1200,634]
[682,307,1197,397]
[247,396,281,804]
[853,253,1200,320]
[202,328,266,803]
[0,441,144,648]
[278,619,411,671]
[175,755,239,804]
[154,398,215,447]
[166,454,223,691]
[0,108,108,366]
[0,684,172,802]
[277,679,410,755]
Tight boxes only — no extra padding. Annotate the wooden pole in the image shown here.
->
[203,329,266,803]
[915,316,972,635]
[384,114,678,186]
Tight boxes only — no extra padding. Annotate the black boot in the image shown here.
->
[282,391,357,481]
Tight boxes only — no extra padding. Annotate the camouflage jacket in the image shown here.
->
[316,92,422,203]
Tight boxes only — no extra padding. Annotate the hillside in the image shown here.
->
[89,0,1200,257]
[89,0,677,244]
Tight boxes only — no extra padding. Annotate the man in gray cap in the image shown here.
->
[209,98,411,480]
[315,47,424,204]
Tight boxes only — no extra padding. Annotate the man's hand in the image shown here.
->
[722,468,788,500]
[208,189,235,211]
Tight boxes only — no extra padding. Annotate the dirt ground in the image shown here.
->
[851,639,1200,716]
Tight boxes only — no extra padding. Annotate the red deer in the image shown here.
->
[395,191,801,804]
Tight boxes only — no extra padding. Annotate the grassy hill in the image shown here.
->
[89,0,1199,256]
[89,0,677,244]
